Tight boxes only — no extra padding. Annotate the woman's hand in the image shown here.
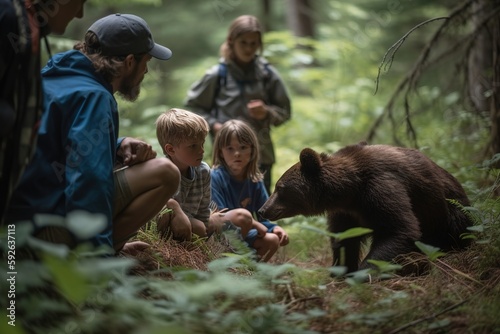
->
[247,100,268,120]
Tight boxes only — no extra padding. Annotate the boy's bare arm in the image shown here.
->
[252,221,268,238]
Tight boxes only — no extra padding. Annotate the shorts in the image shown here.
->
[35,168,132,246]
[210,211,257,247]
[244,229,258,247]
[113,167,133,218]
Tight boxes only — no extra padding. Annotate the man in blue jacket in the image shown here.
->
[6,13,180,253]
[0,0,87,225]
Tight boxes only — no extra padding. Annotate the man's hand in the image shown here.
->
[118,137,157,166]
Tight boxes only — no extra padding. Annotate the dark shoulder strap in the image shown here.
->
[263,63,272,87]
[213,62,227,102]
[218,61,271,89]
[216,61,272,95]
[210,63,227,123]
[263,62,271,74]
[218,62,227,88]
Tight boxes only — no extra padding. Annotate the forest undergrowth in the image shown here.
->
[2,2,500,332]
[0,163,499,334]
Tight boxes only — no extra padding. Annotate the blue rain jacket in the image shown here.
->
[8,50,121,248]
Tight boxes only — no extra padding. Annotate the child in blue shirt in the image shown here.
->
[210,120,289,262]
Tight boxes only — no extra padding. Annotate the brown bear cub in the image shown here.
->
[259,142,473,274]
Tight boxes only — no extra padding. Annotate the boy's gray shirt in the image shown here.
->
[173,161,211,224]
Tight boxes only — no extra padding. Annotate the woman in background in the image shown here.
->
[185,14,291,195]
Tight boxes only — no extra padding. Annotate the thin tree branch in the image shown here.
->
[387,299,468,334]
[374,17,449,95]
[367,0,496,144]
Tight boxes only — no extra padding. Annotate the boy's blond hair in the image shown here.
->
[155,108,209,155]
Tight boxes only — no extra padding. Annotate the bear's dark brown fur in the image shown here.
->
[259,143,473,273]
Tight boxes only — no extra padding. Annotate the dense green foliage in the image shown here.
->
[1,190,499,333]
[66,0,486,185]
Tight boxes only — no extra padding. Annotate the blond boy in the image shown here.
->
[155,108,211,241]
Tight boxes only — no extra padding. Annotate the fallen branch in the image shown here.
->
[435,258,484,287]
[387,299,468,334]
[285,296,323,312]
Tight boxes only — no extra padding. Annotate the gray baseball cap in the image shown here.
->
[88,13,172,60]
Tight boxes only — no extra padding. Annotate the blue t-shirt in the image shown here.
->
[211,166,276,244]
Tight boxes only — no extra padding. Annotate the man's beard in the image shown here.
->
[118,67,142,102]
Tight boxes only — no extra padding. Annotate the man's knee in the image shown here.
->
[145,158,180,199]
[154,158,180,185]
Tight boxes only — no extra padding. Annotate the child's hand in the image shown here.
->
[247,100,268,120]
[207,218,223,235]
[272,226,289,246]
[207,208,229,235]
[253,221,268,238]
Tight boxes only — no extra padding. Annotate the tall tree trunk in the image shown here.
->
[285,0,314,38]
[490,9,500,164]
[261,0,272,32]
[467,0,492,114]
[467,0,500,163]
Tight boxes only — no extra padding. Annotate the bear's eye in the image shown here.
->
[275,182,296,197]
[274,183,286,193]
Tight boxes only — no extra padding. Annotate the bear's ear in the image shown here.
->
[300,148,322,176]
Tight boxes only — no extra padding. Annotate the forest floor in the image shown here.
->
[122,225,500,334]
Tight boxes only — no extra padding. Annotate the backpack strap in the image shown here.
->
[216,61,271,92]
[262,62,271,90]
[213,63,227,106]
[218,62,227,88]
[210,63,226,122]
[213,62,226,109]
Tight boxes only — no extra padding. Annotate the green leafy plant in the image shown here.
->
[300,225,372,242]
[415,241,446,262]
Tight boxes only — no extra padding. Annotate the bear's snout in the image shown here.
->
[258,199,273,219]
[258,206,268,219]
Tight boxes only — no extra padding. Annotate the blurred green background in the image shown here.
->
[46,0,492,192]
